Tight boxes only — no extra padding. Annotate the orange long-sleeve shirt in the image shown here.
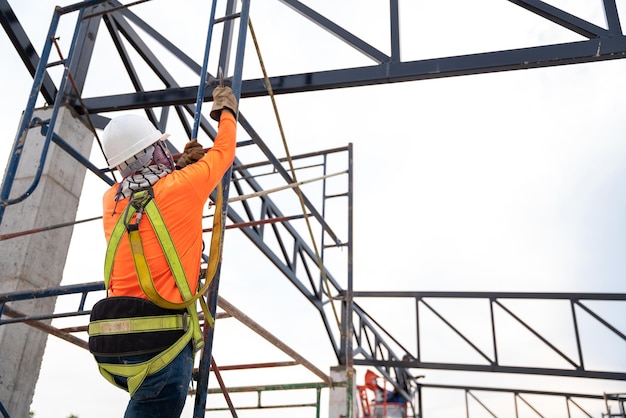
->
[102,112,236,302]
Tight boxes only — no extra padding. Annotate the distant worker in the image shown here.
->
[386,354,413,403]
[88,86,238,418]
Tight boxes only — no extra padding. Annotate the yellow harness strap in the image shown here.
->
[97,314,194,396]
[88,314,186,336]
[104,185,224,325]
[96,186,225,396]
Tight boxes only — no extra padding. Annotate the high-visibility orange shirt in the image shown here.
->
[102,112,236,302]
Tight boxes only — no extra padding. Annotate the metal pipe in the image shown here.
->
[0,8,61,224]
[0,281,104,303]
[202,214,309,233]
[208,361,298,371]
[210,357,238,417]
[345,141,354,417]
[2,305,88,350]
[204,381,334,393]
[0,215,101,241]
[0,310,90,326]
[36,117,114,185]
[190,0,219,140]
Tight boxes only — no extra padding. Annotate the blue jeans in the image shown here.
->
[96,343,194,418]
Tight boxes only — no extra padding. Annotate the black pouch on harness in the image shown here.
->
[88,296,186,356]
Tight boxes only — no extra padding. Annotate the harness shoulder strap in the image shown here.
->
[104,188,204,349]
[105,188,194,306]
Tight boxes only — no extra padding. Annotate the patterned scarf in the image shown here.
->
[112,141,175,206]
[115,164,172,201]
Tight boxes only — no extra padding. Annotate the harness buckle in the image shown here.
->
[182,312,188,332]
[126,223,140,232]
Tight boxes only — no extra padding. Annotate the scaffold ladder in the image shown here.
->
[191,0,250,417]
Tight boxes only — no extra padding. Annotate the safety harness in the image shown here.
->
[89,184,224,396]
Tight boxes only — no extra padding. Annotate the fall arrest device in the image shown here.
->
[88,183,224,396]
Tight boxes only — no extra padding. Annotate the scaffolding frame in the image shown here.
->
[1,0,626,416]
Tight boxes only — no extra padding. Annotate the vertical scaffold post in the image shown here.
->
[192,0,250,416]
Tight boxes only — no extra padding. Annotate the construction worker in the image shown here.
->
[88,86,237,418]
[387,354,413,404]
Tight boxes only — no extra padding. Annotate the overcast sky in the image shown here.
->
[1,1,626,417]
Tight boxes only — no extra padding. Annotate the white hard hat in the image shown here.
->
[102,114,170,169]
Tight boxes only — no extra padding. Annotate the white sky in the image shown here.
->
[1,0,626,417]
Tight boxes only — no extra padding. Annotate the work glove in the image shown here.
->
[175,139,205,169]
[210,86,238,122]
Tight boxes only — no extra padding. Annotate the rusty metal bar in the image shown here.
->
[210,357,238,417]
[1,305,88,350]
[209,361,298,372]
[202,214,308,233]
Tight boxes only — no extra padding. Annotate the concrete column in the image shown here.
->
[0,106,94,417]
[329,366,360,418]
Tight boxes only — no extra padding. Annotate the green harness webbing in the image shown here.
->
[92,185,224,397]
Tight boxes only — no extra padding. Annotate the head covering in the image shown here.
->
[113,141,176,204]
